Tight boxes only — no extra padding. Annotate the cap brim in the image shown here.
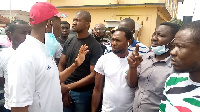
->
[55,12,68,18]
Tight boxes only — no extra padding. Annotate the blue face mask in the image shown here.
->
[45,33,59,57]
[151,45,169,55]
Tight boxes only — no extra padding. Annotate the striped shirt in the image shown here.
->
[104,39,149,55]
[160,73,200,112]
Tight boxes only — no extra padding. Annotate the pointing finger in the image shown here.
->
[134,44,139,56]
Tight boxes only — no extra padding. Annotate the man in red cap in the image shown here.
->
[7,2,67,112]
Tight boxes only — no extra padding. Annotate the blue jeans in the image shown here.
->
[63,89,93,112]
[0,106,11,112]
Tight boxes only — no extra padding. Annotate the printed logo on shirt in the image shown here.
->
[125,70,128,74]
[47,65,51,70]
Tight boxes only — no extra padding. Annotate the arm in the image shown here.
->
[126,44,143,88]
[58,54,67,72]
[0,69,4,88]
[59,44,89,83]
[61,65,96,107]
[11,106,29,112]
[0,77,4,88]
[91,72,104,112]
[62,65,96,93]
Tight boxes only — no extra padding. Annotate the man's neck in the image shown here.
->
[115,50,129,58]
[60,36,68,42]
[189,71,200,83]
[31,30,45,43]
[77,31,90,39]
[155,51,170,61]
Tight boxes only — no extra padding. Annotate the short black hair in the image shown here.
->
[61,21,70,25]
[8,20,29,33]
[179,20,200,44]
[115,27,132,40]
[77,10,91,22]
[160,22,180,37]
[121,18,135,26]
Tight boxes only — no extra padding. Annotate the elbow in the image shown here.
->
[126,77,138,88]
[127,82,137,88]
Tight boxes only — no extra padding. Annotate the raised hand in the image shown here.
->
[127,44,143,68]
[74,44,89,67]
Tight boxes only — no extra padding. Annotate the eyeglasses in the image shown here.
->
[94,28,106,33]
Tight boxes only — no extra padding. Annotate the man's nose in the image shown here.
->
[151,34,158,41]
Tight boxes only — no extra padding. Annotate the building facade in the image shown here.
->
[48,0,182,47]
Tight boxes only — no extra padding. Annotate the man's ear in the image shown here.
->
[86,22,90,28]
[45,20,52,33]
[128,39,132,46]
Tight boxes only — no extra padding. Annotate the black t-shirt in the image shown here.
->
[62,34,103,91]
[57,37,66,48]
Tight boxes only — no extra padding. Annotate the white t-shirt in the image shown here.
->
[7,35,63,112]
[0,47,14,109]
[94,52,135,112]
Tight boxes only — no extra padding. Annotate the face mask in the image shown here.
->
[151,45,169,55]
[45,33,59,57]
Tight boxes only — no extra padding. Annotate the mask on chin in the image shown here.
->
[45,33,59,57]
[45,20,59,57]
[151,45,169,55]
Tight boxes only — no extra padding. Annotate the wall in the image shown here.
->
[47,0,166,6]
[58,6,158,47]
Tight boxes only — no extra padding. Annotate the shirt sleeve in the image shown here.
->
[0,52,4,77]
[94,55,105,75]
[8,54,36,107]
[0,68,3,77]
[54,43,63,59]
[90,43,103,66]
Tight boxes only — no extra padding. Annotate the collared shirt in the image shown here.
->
[133,52,173,112]
[104,39,149,55]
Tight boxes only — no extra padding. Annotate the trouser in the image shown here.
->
[63,89,93,112]
[0,106,11,112]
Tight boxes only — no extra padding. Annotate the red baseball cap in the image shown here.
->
[30,2,68,25]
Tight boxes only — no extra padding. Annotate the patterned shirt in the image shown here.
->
[104,39,149,55]
[159,73,200,112]
[133,52,173,112]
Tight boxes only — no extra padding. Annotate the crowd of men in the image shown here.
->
[0,2,200,112]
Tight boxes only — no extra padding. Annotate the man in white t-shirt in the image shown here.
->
[7,2,68,112]
[0,20,31,112]
[105,18,149,55]
[91,27,141,112]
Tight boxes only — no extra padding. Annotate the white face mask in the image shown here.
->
[151,38,175,55]
[45,21,59,57]
[151,45,169,55]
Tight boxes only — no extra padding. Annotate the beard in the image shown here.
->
[173,61,199,73]
[113,49,124,54]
